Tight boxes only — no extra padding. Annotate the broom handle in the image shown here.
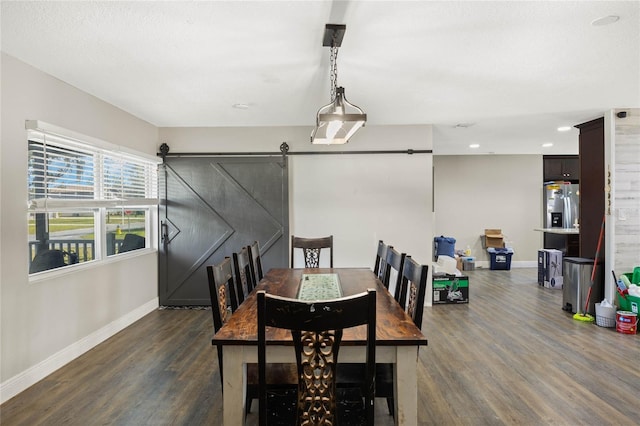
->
[582,215,605,315]
[590,215,606,283]
[583,286,592,315]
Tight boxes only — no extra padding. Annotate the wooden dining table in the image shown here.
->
[211,267,428,426]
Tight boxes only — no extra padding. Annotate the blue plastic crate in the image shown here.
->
[488,248,513,270]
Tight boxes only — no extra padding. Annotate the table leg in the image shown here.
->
[394,346,418,426]
[223,346,245,426]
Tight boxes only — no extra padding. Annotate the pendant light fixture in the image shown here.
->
[311,24,367,145]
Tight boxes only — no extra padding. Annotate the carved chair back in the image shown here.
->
[257,289,376,426]
[290,235,334,268]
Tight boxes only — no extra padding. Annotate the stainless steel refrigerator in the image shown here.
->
[544,181,579,229]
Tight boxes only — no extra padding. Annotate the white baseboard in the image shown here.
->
[473,260,537,269]
[512,261,538,268]
[0,298,159,404]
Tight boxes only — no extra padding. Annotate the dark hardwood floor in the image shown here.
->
[1,268,638,425]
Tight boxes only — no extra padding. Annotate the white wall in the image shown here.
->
[433,155,543,267]
[159,125,434,281]
[0,54,159,402]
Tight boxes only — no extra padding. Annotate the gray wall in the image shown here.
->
[0,54,159,402]
[434,155,544,267]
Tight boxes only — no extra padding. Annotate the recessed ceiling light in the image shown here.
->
[591,15,620,26]
[542,143,554,148]
[557,126,571,132]
[469,144,480,149]
[232,103,250,110]
[454,123,476,128]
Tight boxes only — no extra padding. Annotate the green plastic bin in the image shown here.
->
[617,293,639,314]
[618,272,639,314]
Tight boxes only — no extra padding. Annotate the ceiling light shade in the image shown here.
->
[311,24,366,145]
[311,87,367,144]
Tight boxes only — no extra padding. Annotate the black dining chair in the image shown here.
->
[340,254,427,418]
[376,255,429,416]
[206,257,239,395]
[257,289,377,426]
[207,257,296,416]
[232,246,254,305]
[397,256,429,327]
[290,235,333,268]
[373,240,392,283]
[383,246,406,303]
[247,240,264,285]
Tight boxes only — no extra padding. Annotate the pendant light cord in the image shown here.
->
[330,40,339,101]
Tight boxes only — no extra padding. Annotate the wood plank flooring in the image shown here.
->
[2,268,638,425]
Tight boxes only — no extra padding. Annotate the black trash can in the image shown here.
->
[562,257,603,315]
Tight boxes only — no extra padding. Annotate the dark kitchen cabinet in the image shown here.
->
[575,118,605,259]
[543,155,579,182]
[544,232,580,257]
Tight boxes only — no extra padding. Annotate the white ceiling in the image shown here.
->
[2,1,639,155]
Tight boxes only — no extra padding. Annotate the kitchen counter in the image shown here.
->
[535,228,580,256]
[534,228,580,235]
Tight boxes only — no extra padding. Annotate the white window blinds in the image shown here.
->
[103,153,151,200]
[27,121,159,211]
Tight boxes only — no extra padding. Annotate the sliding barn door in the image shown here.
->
[159,156,288,306]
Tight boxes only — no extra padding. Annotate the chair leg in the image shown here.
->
[386,396,395,417]
[246,395,252,414]
[216,347,224,393]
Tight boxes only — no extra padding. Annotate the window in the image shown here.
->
[27,121,159,274]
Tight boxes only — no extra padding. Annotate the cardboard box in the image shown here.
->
[542,249,563,289]
[455,256,463,271]
[433,273,469,304]
[484,228,504,248]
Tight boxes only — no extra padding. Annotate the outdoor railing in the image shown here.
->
[28,239,126,266]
